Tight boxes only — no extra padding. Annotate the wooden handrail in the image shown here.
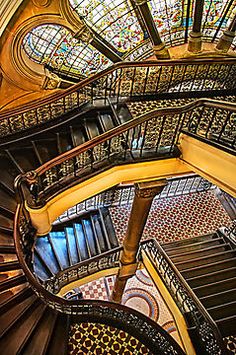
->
[32,98,236,176]
[1,57,236,118]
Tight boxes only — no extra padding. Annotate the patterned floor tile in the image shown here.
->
[68,323,152,354]
[79,279,110,300]
[109,190,232,245]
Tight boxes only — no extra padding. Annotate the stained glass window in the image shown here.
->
[202,0,236,41]
[69,0,144,53]
[149,0,194,46]
[22,24,111,78]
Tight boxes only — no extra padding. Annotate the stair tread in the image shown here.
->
[162,233,216,250]
[99,113,116,132]
[186,266,236,282]
[0,286,33,314]
[33,252,53,281]
[170,244,230,261]
[175,249,236,268]
[21,306,57,355]
[0,299,44,355]
[181,257,236,276]
[99,208,118,249]
[35,237,60,275]
[165,238,224,255]
[74,223,89,261]
[0,293,37,337]
[0,260,20,271]
[65,227,80,265]
[0,188,16,214]
[92,214,107,253]
[70,125,86,147]
[0,274,26,293]
[49,231,70,270]
[82,218,98,257]
[46,313,69,355]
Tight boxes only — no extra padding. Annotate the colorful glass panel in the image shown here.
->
[149,0,194,46]
[69,0,144,53]
[202,0,236,40]
[22,24,111,77]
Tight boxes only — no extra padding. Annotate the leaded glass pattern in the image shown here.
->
[69,0,144,53]
[149,0,194,46]
[202,0,236,41]
[22,24,111,78]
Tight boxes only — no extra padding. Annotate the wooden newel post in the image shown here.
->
[111,179,167,302]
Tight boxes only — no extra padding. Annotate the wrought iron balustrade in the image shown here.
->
[43,247,122,294]
[55,174,212,224]
[1,58,236,139]
[141,239,227,354]
[14,98,236,209]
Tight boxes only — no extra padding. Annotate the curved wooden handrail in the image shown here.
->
[31,98,236,176]
[1,57,236,118]
[14,204,185,355]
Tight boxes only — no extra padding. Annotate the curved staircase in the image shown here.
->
[0,97,187,354]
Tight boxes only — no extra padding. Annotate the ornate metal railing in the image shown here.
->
[43,246,122,294]
[1,58,236,138]
[14,98,236,209]
[14,205,184,355]
[55,174,212,224]
[141,239,227,354]
[224,220,236,245]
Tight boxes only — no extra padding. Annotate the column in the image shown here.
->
[75,25,122,63]
[216,15,236,53]
[134,0,170,59]
[111,179,167,302]
[188,0,204,53]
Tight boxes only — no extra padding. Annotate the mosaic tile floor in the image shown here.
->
[68,322,151,355]
[109,190,232,245]
[75,269,182,348]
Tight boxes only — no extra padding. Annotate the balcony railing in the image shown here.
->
[43,246,122,294]
[1,58,236,139]
[55,174,212,224]
[14,98,236,210]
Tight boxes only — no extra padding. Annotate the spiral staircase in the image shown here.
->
[0,0,236,354]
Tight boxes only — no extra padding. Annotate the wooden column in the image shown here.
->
[111,179,167,302]
[75,25,122,63]
[134,0,170,59]
[188,0,204,53]
[216,15,236,52]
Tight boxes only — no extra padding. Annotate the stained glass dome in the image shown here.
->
[22,0,236,81]
[22,24,111,79]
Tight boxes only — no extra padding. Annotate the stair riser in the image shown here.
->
[200,290,236,308]
[166,239,224,256]
[181,259,236,278]
[208,303,236,321]
[193,279,236,298]
[171,246,229,263]
[186,268,236,288]
[176,251,236,270]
